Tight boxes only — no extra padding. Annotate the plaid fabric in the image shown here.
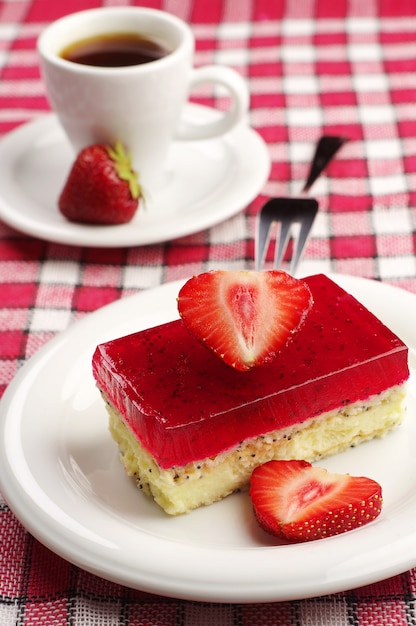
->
[1,0,416,624]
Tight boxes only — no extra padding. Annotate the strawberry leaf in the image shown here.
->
[107,141,142,200]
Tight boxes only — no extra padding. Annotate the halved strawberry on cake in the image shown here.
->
[92,271,409,516]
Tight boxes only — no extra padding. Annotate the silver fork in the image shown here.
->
[255,135,347,274]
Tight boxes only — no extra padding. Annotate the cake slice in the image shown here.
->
[92,274,409,515]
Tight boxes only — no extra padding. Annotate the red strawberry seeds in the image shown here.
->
[59,141,142,225]
[249,460,382,542]
[177,269,313,371]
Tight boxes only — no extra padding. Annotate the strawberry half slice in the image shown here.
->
[177,270,313,371]
[250,460,383,542]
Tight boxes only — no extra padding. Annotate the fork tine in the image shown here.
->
[288,200,319,274]
[273,214,292,271]
[255,198,276,271]
[255,198,319,274]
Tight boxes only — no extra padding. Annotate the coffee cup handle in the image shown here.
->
[174,65,249,141]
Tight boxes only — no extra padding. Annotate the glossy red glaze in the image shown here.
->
[92,275,409,468]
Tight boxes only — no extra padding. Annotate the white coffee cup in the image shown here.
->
[37,7,249,191]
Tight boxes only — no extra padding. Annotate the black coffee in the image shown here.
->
[60,32,170,67]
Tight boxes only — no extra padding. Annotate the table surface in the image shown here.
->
[1,1,416,624]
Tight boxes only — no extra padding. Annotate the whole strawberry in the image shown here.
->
[59,141,142,225]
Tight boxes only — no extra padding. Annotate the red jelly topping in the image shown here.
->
[92,274,409,469]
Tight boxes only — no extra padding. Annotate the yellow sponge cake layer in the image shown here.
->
[104,384,406,515]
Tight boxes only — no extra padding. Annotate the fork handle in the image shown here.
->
[302,136,347,193]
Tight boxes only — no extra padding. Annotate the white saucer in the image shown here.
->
[0,104,270,247]
[0,274,415,603]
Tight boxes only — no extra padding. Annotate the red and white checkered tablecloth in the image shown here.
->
[1,1,416,624]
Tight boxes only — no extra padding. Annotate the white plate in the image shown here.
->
[0,104,270,247]
[0,274,416,603]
